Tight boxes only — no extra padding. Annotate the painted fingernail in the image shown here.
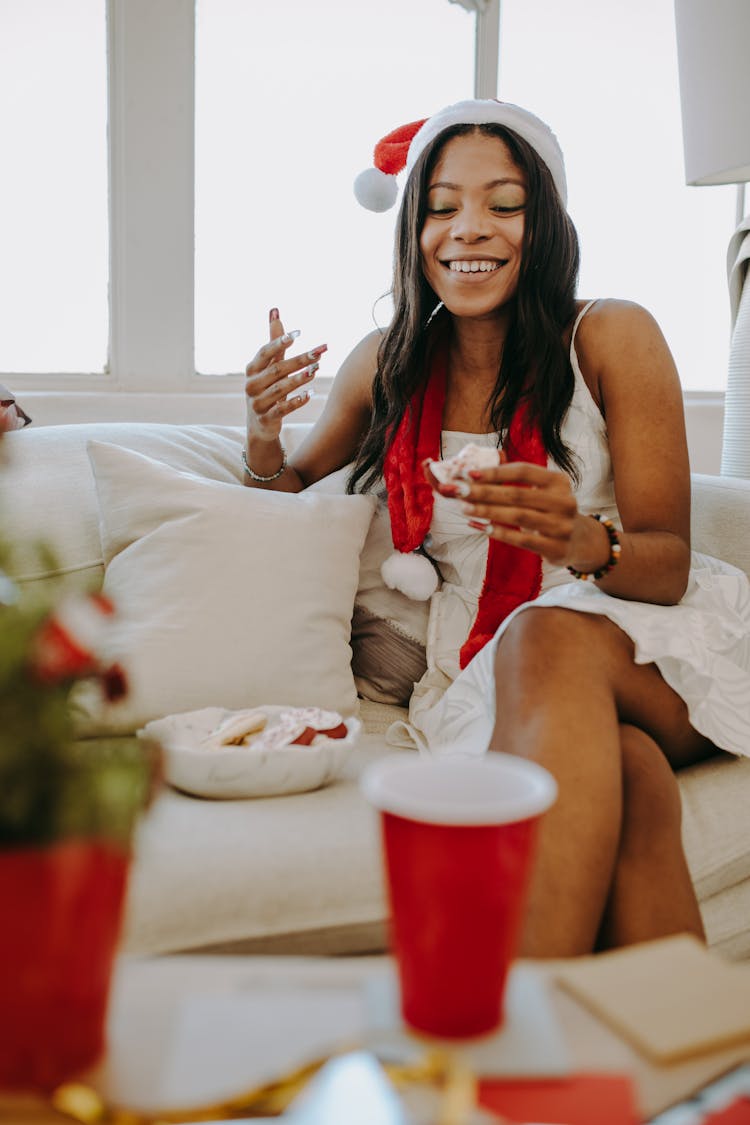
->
[307,344,328,359]
[269,307,280,322]
[302,363,318,379]
[280,329,301,345]
[452,480,471,498]
[468,470,484,480]
[293,391,309,404]
[468,518,492,532]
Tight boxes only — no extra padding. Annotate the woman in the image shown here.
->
[242,100,750,956]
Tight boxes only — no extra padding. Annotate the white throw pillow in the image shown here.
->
[72,442,375,735]
[308,466,429,646]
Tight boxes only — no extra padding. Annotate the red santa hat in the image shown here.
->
[354,98,567,212]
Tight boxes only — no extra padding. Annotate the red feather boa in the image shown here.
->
[383,346,546,668]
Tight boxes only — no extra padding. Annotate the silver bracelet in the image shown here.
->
[242,444,287,482]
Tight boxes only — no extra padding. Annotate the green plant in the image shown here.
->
[0,424,152,847]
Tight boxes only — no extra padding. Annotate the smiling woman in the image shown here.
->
[239,96,750,958]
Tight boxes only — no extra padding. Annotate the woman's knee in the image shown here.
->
[493,608,632,708]
[619,724,683,840]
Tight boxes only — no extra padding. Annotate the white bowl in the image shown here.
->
[138,706,361,799]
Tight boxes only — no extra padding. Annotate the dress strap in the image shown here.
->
[569,299,598,366]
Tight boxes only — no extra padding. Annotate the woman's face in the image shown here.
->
[419,131,527,320]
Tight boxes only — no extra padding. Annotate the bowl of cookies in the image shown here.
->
[137,705,361,798]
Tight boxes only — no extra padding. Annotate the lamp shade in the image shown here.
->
[675,0,750,185]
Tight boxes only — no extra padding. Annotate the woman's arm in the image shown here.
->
[576,299,691,604]
[243,311,379,491]
[444,300,692,605]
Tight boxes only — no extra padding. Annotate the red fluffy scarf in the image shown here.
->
[383,346,546,669]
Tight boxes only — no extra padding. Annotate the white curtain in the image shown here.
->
[722,215,750,478]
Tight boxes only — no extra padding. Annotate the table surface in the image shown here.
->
[3,952,750,1123]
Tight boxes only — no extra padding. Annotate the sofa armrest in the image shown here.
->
[691,473,750,577]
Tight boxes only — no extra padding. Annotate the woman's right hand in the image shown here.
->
[244,308,327,443]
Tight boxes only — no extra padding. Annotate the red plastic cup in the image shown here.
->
[361,753,557,1039]
[0,838,130,1092]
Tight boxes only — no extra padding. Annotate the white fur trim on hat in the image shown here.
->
[406,100,567,205]
[353,99,567,212]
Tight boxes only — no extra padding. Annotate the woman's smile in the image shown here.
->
[442,257,507,277]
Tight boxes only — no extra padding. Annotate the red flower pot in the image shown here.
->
[0,837,130,1092]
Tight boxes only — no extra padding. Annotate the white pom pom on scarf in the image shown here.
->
[381,550,439,601]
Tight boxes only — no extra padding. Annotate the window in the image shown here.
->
[2,0,735,419]
[0,0,108,374]
[194,0,474,377]
[498,0,736,392]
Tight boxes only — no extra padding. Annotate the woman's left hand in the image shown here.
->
[432,460,609,571]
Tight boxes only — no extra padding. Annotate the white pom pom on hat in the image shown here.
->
[353,167,399,213]
[354,98,567,212]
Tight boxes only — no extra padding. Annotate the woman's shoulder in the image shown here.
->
[573,298,662,348]
[575,297,660,333]
[572,298,666,374]
[347,328,385,364]
[332,328,384,400]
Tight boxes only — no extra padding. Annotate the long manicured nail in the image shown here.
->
[280,329,301,344]
[269,307,280,322]
[452,480,471,498]
[468,518,492,532]
[307,344,328,359]
[292,391,309,405]
[302,363,318,379]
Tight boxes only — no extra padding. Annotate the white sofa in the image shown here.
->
[4,420,750,960]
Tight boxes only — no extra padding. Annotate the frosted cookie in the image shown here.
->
[429,442,501,485]
[202,708,267,750]
[251,708,348,752]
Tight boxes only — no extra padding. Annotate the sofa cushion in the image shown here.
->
[307,464,430,703]
[700,879,750,961]
[121,696,750,959]
[6,424,747,587]
[71,442,374,734]
[4,422,250,590]
[692,474,750,578]
[122,701,411,956]
[679,752,750,901]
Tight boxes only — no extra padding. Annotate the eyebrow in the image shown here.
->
[428,178,526,191]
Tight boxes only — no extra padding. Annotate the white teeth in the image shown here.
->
[448,260,501,273]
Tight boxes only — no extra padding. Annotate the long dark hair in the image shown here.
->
[347,121,581,494]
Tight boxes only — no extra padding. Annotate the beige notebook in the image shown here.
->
[555,933,750,1063]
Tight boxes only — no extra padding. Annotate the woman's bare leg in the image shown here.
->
[489,606,714,957]
[597,724,705,950]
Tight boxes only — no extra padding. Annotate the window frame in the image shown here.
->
[7,0,501,423]
[3,0,722,431]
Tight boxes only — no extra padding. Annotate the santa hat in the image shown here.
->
[354,99,567,212]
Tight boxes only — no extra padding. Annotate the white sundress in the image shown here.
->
[388,300,750,759]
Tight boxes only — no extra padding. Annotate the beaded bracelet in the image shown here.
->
[567,514,621,581]
[242,444,287,483]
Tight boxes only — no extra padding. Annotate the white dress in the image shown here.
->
[388,301,750,759]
